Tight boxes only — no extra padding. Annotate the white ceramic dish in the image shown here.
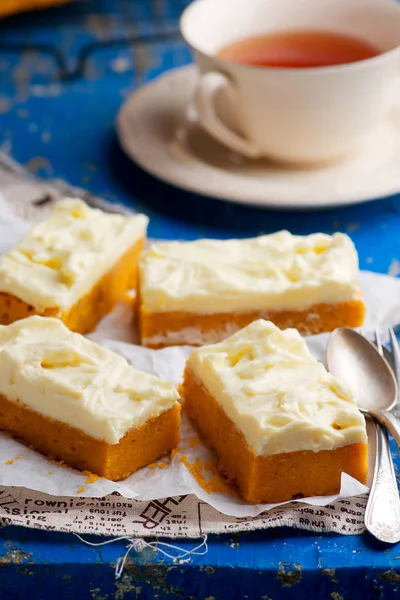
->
[117,65,400,210]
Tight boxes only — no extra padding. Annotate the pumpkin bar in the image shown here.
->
[0,198,148,334]
[0,0,72,18]
[138,231,365,348]
[0,316,180,480]
[181,319,368,503]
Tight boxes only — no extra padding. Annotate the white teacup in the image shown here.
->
[181,0,400,166]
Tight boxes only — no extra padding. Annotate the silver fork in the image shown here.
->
[364,327,400,544]
[372,328,400,446]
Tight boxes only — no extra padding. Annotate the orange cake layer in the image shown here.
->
[0,199,148,333]
[0,316,181,480]
[181,367,368,503]
[0,237,144,334]
[0,391,181,481]
[138,231,364,347]
[139,297,365,348]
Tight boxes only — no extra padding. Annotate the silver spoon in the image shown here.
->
[327,328,400,445]
[327,328,400,544]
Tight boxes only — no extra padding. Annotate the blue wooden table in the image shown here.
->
[1,1,400,598]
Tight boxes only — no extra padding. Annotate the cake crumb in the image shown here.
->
[48,471,53,475]
[171,447,180,459]
[180,455,233,495]
[189,437,200,448]
[148,460,169,470]
[77,487,86,493]
[5,460,13,465]
[15,456,20,460]
[193,457,203,473]
[51,459,68,469]
[82,470,100,484]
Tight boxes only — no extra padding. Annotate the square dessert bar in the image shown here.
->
[0,316,180,480]
[138,230,365,348]
[181,319,368,503]
[0,198,148,333]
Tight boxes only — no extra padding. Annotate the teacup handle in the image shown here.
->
[194,71,261,159]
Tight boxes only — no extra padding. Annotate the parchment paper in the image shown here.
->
[0,194,398,518]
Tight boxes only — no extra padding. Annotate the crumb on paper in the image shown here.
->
[51,459,68,469]
[82,470,100,484]
[5,460,13,465]
[171,447,180,459]
[189,437,200,448]
[180,454,234,495]
[15,456,20,460]
[148,459,170,470]
[77,487,86,494]
[48,471,53,475]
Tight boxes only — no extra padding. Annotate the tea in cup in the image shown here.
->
[181,0,400,165]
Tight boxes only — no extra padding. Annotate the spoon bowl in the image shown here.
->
[326,328,398,413]
[327,327,400,544]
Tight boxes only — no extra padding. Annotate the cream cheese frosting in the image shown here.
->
[139,231,360,314]
[0,316,179,444]
[188,319,367,456]
[0,199,149,310]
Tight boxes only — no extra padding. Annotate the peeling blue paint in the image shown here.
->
[275,562,302,587]
[0,0,400,598]
[379,569,400,585]
[0,526,400,598]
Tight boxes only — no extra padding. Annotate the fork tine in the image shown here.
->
[374,328,384,356]
[388,327,400,383]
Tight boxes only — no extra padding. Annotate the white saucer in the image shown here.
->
[117,65,400,210]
